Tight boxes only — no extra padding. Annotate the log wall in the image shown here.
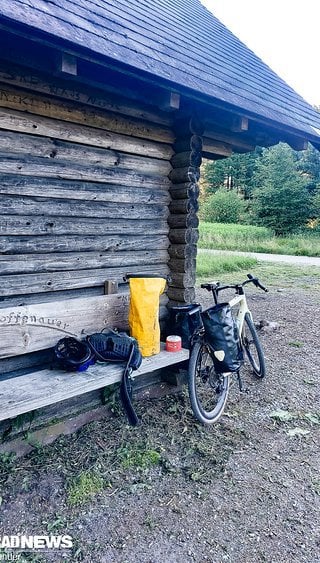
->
[168,117,203,303]
[0,63,175,374]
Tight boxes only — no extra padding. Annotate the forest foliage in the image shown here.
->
[200,142,320,235]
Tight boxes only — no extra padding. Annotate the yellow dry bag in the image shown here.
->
[126,275,167,357]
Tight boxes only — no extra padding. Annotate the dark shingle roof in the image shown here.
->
[1,0,319,141]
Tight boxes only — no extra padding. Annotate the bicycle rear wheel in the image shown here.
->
[188,341,230,424]
[242,313,266,378]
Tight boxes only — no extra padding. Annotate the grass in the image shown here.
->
[196,253,320,293]
[199,221,320,256]
[196,252,257,279]
[67,470,104,506]
[117,445,161,469]
[288,341,304,348]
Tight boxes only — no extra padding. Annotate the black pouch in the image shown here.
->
[86,330,142,370]
[167,304,202,349]
[202,303,243,373]
[86,330,142,427]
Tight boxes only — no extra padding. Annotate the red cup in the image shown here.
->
[166,335,182,352]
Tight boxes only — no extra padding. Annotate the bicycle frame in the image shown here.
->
[228,292,252,338]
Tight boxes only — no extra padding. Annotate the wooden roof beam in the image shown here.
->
[203,129,256,154]
[58,53,77,76]
[286,137,308,151]
[253,127,309,151]
[160,91,181,111]
[231,116,249,132]
[202,138,233,159]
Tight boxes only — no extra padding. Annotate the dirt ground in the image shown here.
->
[0,265,319,563]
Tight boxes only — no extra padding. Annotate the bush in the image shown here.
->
[200,189,247,224]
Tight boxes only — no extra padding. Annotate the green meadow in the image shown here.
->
[198,222,320,257]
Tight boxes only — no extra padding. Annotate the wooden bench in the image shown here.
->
[0,294,189,423]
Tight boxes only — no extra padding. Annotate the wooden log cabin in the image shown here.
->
[0,0,319,448]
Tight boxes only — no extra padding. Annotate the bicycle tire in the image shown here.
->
[188,341,230,424]
[242,313,266,378]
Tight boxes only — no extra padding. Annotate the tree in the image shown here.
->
[252,143,311,235]
[296,143,320,194]
[200,188,247,224]
[202,148,262,199]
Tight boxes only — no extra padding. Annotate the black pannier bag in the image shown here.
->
[202,303,243,373]
[86,330,142,370]
[167,304,202,349]
[86,330,142,427]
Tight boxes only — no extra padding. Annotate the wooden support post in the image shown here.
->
[168,116,203,304]
[104,280,118,295]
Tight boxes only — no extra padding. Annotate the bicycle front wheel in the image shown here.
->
[242,313,266,378]
[188,341,230,424]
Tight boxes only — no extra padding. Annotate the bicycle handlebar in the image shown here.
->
[246,273,268,292]
[201,273,268,293]
[201,282,220,292]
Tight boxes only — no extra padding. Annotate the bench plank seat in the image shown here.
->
[0,344,189,422]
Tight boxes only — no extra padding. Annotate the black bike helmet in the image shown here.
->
[54,337,95,372]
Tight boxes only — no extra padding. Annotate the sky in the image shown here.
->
[201,0,320,107]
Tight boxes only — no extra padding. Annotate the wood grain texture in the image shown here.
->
[170,271,196,289]
[168,244,197,259]
[0,176,170,204]
[167,286,196,303]
[0,65,173,126]
[169,166,200,184]
[168,257,196,274]
[0,234,169,255]
[0,73,174,340]
[168,118,201,304]
[0,344,189,422]
[0,264,170,296]
[169,199,199,215]
[0,250,169,274]
[0,84,174,143]
[0,215,169,236]
[170,150,202,168]
[167,213,199,229]
[173,134,202,154]
[0,130,172,177]
[0,294,130,358]
[169,228,199,245]
[0,157,170,186]
[0,196,169,220]
[169,182,199,200]
[0,108,173,159]
[203,133,255,153]
[0,287,106,310]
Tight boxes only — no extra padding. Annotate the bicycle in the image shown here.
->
[187,273,268,425]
